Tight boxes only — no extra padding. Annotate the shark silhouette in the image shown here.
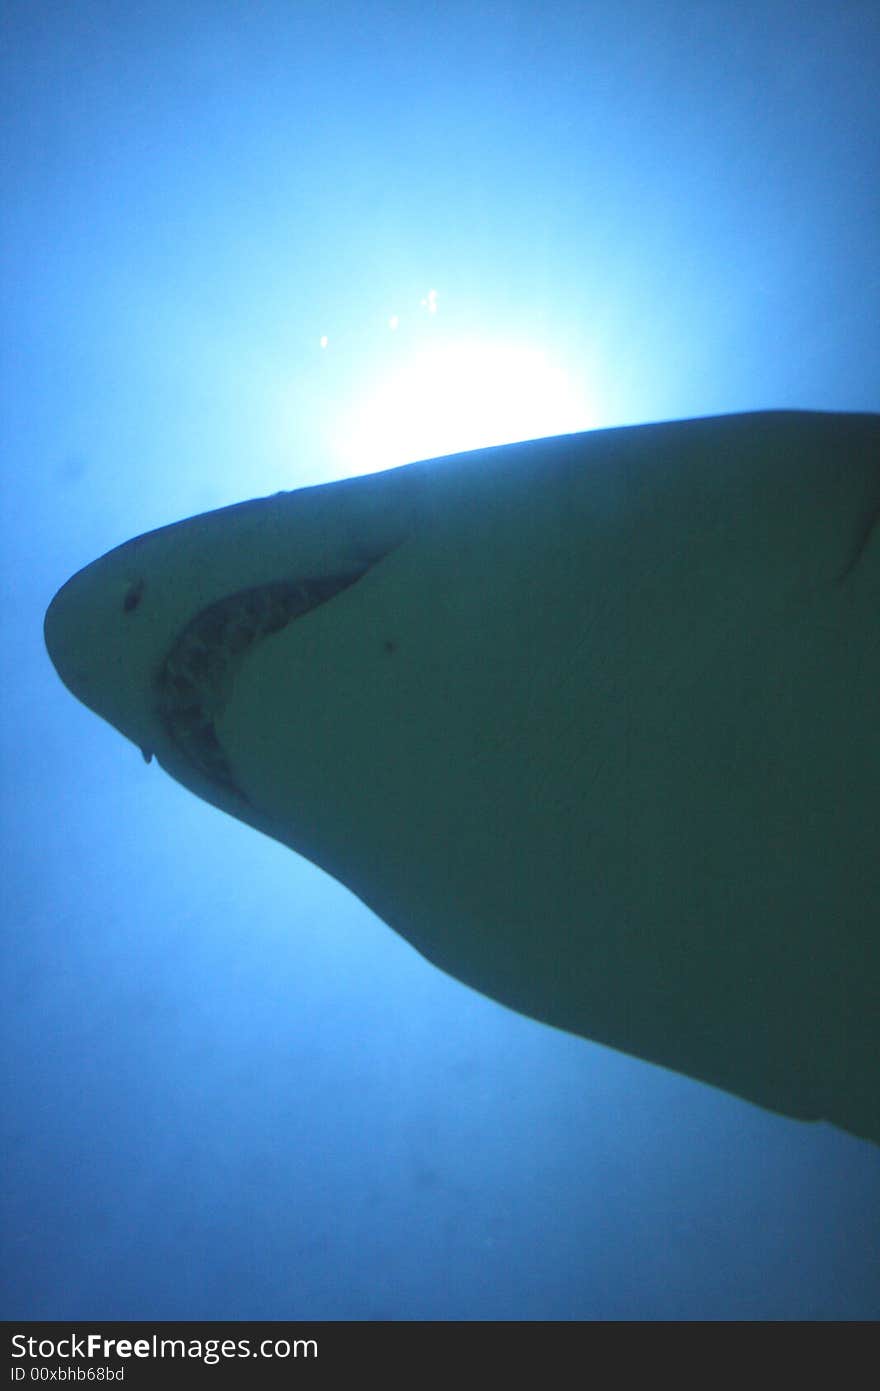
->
[45,411,880,1145]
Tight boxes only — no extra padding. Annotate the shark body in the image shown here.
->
[45,411,880,1144]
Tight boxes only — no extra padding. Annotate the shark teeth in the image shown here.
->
[155,572,369,798]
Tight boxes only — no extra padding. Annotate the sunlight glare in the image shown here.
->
[337,337,593,476]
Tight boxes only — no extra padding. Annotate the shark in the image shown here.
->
[44,411,880,1145]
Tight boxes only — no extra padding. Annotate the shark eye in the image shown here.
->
[123,579,145,614]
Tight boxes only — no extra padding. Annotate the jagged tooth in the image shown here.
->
[153,572,372,798]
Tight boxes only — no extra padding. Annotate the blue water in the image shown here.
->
[3,0,879,1321]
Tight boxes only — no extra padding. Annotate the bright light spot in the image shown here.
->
[388,315,400,331]
[319,334,329,349]
[420,289,438,314]
[336,337,593,476]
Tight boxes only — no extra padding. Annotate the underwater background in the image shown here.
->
[3,0,879,1320]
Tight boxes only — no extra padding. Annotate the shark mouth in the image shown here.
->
[154,571,370,799]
